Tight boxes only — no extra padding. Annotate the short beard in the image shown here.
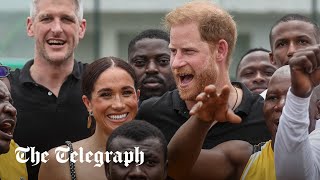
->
[179,65,217,101]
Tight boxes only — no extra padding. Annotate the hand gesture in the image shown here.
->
[289,45,320,98]
[189,84,241,124]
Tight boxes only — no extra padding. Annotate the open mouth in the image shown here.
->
[0,119,15,141]
[179,73,194,86]
[107,113,129,122]
[47,39,66,46]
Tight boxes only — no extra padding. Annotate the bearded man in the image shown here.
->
[136,1,270,148]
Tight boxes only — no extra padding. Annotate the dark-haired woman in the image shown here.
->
[39,57,140,180]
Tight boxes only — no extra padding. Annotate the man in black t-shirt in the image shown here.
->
[7,0,90,179]
[137,1,270,148]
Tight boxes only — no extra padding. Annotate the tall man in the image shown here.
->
[268,13,320,131]
[8,0,90,179]
[128,29,176,104]
[137,1,270,148]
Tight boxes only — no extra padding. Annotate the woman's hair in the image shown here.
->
[82,56,137,100]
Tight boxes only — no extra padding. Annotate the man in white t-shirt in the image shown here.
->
[275,44,320,180]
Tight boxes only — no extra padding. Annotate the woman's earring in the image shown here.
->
[87,111,93,129]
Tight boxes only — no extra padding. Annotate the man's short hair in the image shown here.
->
[128,29,170,58]
[30,0,83,20]
[164,1,237,66]
[269,14,320,48]
[106,120,168,160]
[236,47,271,75]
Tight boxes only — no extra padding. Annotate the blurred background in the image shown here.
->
[0,0,319,79]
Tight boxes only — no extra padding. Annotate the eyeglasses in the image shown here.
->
[0,65,10,78]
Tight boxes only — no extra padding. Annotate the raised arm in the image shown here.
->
[275,45,320,180]
[167,85,246,179]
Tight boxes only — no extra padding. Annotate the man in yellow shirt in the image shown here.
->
[0,140,28,180]
[0,67,27,179]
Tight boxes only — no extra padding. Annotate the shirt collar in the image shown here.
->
[232,81,259,115]
[172,89,191,118]
[171,82,258,117]
[19,59,81,84]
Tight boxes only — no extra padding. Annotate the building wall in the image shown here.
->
[0,0,317,76]
[99,12,290,78]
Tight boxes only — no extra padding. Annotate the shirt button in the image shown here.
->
[48,91,53,96]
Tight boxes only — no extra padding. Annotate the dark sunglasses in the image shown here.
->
[0,65,10,78]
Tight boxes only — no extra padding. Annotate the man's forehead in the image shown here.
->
[272,20,316,38]
[35,0,77,14]
[135,38,168,46]
[269,75,290,88]
[132,39,170,53]
[37,0,76,6]
[241,51,270,63]
[268,68,291,89]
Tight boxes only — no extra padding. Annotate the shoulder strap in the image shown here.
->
[65,141,77,180]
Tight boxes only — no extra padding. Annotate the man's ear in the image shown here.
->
[27,17,34,37]
[79,19,87,39]
[215,39,228,62]
[269,52,276,65]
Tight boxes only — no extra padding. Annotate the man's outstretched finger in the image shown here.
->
[195,92,207,102]
[204,85,217,99]
[219,85,231,102]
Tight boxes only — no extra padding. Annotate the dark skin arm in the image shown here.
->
[168,85,251,180]
[186,140,252,180]
[289,45,320,97]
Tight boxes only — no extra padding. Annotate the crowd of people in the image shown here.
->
[0,0,320,180]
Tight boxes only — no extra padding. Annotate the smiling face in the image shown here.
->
[237,51,277,94]
[27,0,86,64]
[169,22,218,101]
[129,38,175,101]
[270,20,317,67]
[83,67,139,135]
[0,81,17,154]
[106,137,167,180]
[263,68,291,144]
